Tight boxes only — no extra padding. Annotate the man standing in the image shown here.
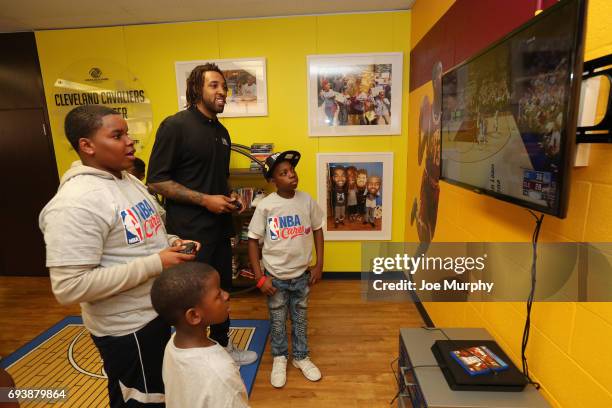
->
[147,63,257,365]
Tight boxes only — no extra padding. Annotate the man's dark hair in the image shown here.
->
[151,262,217,326]
[185,63,225,108]
[64,105,118,151]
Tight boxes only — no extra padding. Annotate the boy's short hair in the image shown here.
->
[64,105,118,151]
[151,262,217,326]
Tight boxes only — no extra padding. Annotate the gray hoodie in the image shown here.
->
[39,161,177,337]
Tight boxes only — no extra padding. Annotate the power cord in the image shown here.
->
[389,355,438,406]
[390,357,400,405]
[424,239,545,390]
[522,210,544,389]
[422,326,451,340]
[423,229,549,390]
[229,284,258,296]
[409,364,440,369]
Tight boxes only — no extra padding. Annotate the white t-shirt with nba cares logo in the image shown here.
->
[39,161,176,337]
[248,191,325,280]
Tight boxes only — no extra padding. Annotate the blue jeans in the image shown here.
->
[267,271,310,360]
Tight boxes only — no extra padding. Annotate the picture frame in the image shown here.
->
[316,152,394,240]
[175,57,268,117]
[307,52,403,136]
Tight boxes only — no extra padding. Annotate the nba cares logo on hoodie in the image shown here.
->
[120,199,162,245]
[121,208,143,245]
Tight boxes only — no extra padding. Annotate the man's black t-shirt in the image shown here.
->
[147,106,234,243]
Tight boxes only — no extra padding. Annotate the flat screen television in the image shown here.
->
[440,0,587,218]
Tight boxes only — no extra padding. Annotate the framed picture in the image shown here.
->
[175,57,268,117]
[316,152,394,240]
[307,52,403,136]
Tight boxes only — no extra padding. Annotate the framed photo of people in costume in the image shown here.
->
[175,57,268,117]
[316,152,393,240]
[307,52,403,136]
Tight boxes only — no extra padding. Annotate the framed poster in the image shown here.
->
[307,52,403,136]
[175,57,267,117]
[316,152,393,240]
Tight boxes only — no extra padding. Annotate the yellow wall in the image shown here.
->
[410,0,455,46]
[407,1,612,406]
[35,11,411,272]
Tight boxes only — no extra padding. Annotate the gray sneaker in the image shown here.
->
[225,342,258,366]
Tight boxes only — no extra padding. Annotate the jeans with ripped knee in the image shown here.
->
[266,270,310,360]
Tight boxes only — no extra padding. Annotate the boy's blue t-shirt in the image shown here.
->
[248,191,324,279]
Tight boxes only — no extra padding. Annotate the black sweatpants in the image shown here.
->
[195,238,232,346]
[91,316,171,407]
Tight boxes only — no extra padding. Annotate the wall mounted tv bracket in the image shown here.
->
[576,54,612,143]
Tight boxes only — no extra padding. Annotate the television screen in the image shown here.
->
[440,0,587,218]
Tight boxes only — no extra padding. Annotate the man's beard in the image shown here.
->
[203,96,225,114]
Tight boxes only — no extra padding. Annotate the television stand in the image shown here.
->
[397,328,550,407]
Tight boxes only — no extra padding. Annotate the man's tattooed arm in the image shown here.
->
[148,180,235,214]
[148,181,206,207]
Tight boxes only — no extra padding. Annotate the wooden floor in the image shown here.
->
[0,277,424,407]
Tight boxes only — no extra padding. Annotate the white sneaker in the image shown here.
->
[271,356,287,388]
[292,357,322,381]
[226,342,258,366]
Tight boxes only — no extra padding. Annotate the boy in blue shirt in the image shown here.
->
[247,151,325,388]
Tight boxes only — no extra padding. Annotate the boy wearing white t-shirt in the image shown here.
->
[247,151,325,388]
[151,262,249,408]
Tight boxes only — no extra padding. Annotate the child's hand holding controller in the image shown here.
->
[171,239,201,254]
[159,246,195,269]
[158,239,201,269]
[178,242,197,254]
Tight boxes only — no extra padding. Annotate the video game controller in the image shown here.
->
[178,242,197,255]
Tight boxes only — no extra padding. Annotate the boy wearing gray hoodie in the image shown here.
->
[39,105,198,407]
